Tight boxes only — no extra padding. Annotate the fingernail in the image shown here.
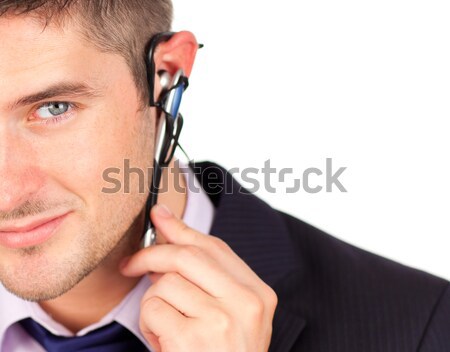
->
[119,256,131,271]
[155,204,172,218]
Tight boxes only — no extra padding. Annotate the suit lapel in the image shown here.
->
[270,304,307,352]
[191,161,307,351]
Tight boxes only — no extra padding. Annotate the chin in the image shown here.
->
[0,247,96,302]
[3,282,66,302]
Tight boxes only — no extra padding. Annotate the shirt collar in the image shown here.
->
[180,162,215,234]
[0,283,30,347]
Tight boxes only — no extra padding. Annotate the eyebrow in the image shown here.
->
[8,82,104,110]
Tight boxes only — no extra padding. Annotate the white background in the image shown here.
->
[171,0,450,280]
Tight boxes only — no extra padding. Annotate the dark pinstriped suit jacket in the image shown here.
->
[192,162,450,352]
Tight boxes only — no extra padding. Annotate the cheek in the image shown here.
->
[55,109,152,214]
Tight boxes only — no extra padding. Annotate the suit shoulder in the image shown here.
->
[278,211,447,292]
[275,211,449,351]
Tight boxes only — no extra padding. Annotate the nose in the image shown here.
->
[0,132,44,213]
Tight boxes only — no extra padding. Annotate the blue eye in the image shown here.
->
[36,102,72,119]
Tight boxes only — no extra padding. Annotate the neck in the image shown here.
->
[39,159,187,333]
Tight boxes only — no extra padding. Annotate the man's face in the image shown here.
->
[0,15,153,300]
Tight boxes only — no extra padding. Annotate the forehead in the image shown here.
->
[0,15,124,110]
[0,15,83,73]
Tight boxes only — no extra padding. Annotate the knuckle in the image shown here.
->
[148,272,180,298]
[142,296,164,314]
[210,236,231,252]
[212,309,233,334]
[260,283,278,312]
[245,294,265,320]
[267,287,278,311]
[237,286,276,321]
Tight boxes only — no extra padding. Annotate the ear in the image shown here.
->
[154,31,199,78]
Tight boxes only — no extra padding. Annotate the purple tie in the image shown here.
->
[19,318,149,351]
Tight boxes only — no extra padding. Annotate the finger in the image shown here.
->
[140,296,187,344]
[150,204,264,286]
[145,332,161,352]
[143,272,220,319]
[148,272,163,283]
[151,203,209,246]
[121,244,248,298]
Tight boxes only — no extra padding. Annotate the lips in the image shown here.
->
[0,212,70,249]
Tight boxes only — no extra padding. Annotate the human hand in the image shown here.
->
[120,204,278,351]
